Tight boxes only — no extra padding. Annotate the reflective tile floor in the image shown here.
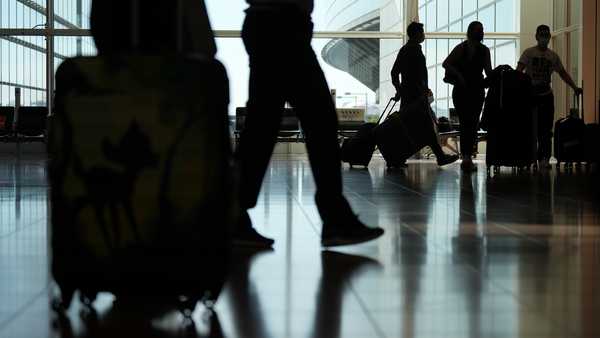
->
[1,153,600,338]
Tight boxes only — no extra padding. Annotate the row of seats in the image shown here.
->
[0,106,48,142]
[233,107,366,144]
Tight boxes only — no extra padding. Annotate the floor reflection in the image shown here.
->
[1,156,600,338]
[220,249,382,338]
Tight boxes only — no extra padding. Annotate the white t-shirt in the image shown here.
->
[247,0,314,13]
[518,46,565,95]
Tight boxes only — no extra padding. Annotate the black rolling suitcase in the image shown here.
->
[341,98,397,167]
[373,98,436,168]
[50,55,232,313]
[485,65,537,171]
[554,94,585,169]
[49,0,231,315]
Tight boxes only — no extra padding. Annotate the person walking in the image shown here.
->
[443,21,493,172]
[234,0,384,248]
[391,22,459,168]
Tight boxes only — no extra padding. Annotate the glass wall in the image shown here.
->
[0,36,47,106]
[0,0,92,107]
[419,0,520,117]
[1,0,521,120]
[552,0,582,119]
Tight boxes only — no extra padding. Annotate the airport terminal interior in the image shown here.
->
[1,0,600,337]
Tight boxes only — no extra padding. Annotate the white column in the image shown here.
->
[520,0,552,54]
[406,0,419,27]
[46,0,55,115]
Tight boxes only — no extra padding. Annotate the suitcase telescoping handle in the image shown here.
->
[376,98,398,125]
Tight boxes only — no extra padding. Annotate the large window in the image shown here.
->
[552,0,582,119]
[419,0,520,117]
[1,0,521,120]
[1,0,92,107]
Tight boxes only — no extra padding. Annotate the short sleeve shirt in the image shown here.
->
[519,47,565,94]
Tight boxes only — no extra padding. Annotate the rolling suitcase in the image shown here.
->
[341,98,397,167]
[485,66,537,171]
[373,98,435,168]
[49,0,231,315]
[50,55,233,313]
[554,94,585,168]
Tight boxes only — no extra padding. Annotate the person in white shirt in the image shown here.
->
[517,25,583,169]
[234,0,384,248]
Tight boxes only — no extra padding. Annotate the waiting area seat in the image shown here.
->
[0,106,49,143]
[234,107,303,145]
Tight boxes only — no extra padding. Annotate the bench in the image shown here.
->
[234,107,303,145]
[0,106,48,143]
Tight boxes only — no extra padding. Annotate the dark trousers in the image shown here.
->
[452,87,485,158]
[400,95,445,158]
[236,7,352,223]
[534,93,555,160]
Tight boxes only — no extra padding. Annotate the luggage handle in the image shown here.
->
[570,89,583,119]
[376,98,398,125]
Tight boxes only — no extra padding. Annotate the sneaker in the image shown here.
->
[437,154,459,166]
[321,217,384,247]
[232,212,274,249]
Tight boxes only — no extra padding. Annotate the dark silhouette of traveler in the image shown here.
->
[516,25,583,169]
[234,0,384,248]
[90,0,215,56]
[443,21,493,172]
[391,22,459,168]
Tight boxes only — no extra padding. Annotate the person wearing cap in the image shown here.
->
[517,24,583,169]
[234,0,384,248]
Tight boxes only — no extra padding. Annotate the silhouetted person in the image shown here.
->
[391,22,459,168]
[90,0,215,56]
[516,25,583,169]
[234,0,384,248]
[443,21,492,172]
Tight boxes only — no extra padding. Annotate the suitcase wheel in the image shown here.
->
[51,297,68,315]
[79,291,98,308]
[178,296,201,319]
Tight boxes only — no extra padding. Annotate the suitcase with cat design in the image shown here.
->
[50,55,233,313]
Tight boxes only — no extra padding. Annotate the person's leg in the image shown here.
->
[427,125,459,166]
[453,88,472,158]
[286,31,384,247]
[234,11,286,247]
[536,93,554,166]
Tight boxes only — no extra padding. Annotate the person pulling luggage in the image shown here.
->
[516,25,583,169]
[391,22,459,168]
[234,0,384,248]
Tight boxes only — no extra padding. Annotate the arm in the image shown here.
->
[484,47,493,78]
[391,53,402,100]
[554,54,583,95]
[516,50,528,72]
[442,44,466,87]
[558,68,583,95]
